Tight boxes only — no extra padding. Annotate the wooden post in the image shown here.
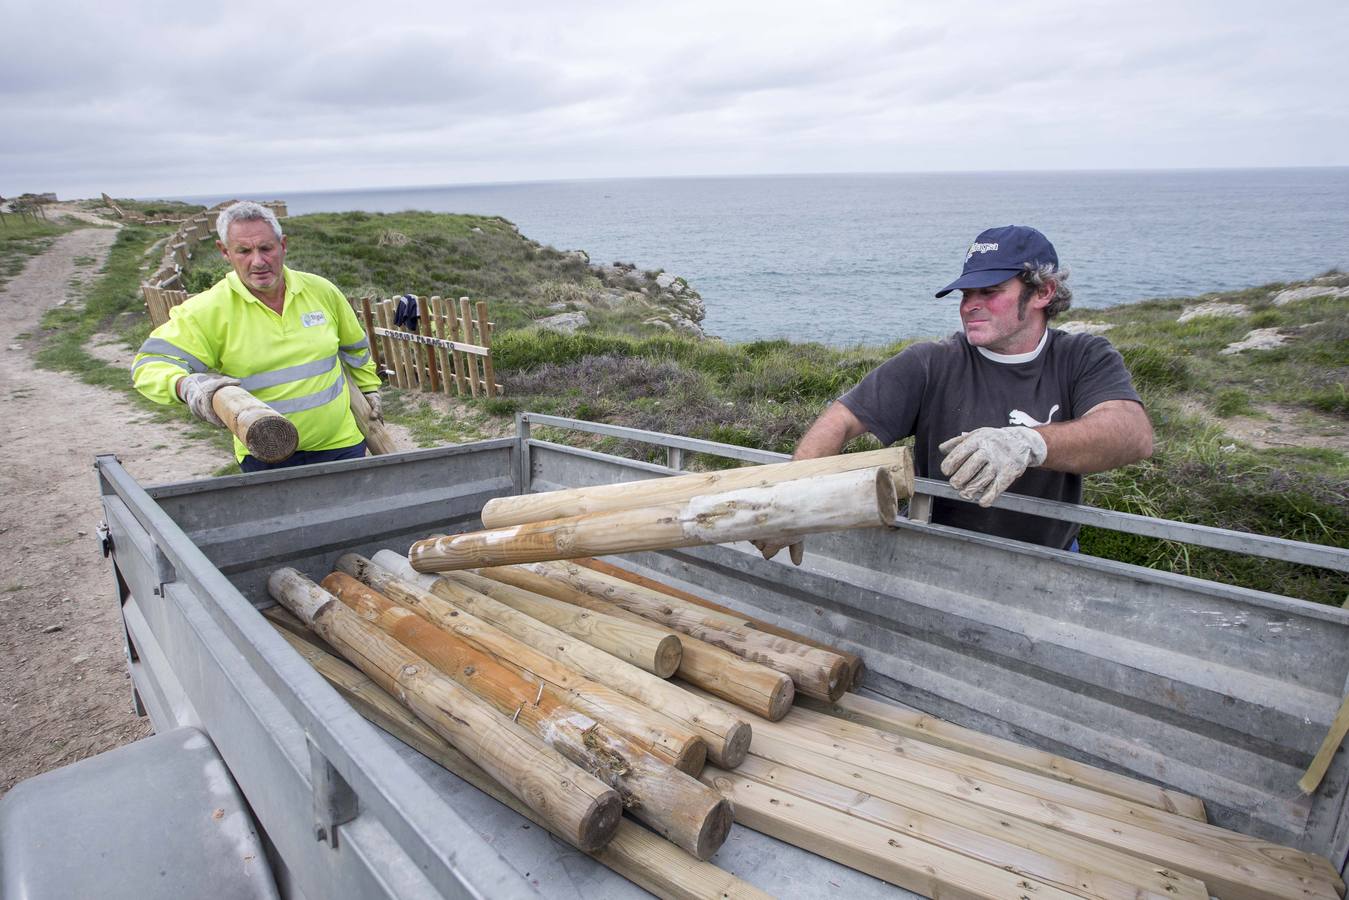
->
[212,385,298,464]
[576,557,865,693]
[339,553,709,774]
[265,616,773,899]
[482,447,913,528]
[485,561,849,703]
[266,568,622,852]
[321,572,732,860]
[418,299,440,392]
[375,301,406,389]
[360,296,381,374]
[443,298,467,396]
[476,300,496,397]
[428,296,451,396]
[460,297,479,398]
[346,378,397,456]
[410,466,901,573]
[372,549,761,762]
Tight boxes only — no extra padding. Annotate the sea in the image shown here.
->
[182,169,1349,346]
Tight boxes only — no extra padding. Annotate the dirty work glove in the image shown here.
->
[751,537,805,566]
[939,426,1047,508]
[363,391,383,423]
[177,373,241,428]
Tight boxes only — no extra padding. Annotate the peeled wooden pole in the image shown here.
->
[366,550,754,768]
[266,567,621,852]
[321,572,732,860]
[490,561,849,702]
[411,466,902,573]
[346,377,397,455]
[212,385,298,463]
[265,617,772,900]
[339,553,710,773]
[459,561,795,722]
[481,447,914,528]
[576,556,866,691]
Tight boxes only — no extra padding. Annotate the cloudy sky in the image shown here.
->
[3,0,1345,199]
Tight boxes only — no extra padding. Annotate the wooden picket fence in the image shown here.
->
[360,295,501,398]
[143,285,189,327]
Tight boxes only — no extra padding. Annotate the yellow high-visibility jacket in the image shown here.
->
[132,267,381,462]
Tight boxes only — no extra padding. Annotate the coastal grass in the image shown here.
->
[0,215,79,289]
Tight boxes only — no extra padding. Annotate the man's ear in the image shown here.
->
[216,240,228,260]
[1030,281,1056,310]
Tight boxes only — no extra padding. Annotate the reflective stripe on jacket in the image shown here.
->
[132,267,382,461]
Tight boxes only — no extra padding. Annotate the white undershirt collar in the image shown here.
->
[975,328,1049,364]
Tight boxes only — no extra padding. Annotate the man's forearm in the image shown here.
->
[1038,400,1153,474]
[794,402,869,459]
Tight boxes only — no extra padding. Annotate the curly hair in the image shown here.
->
[1018,262,1072,319]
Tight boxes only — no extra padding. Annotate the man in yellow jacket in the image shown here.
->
[133,201,382,471]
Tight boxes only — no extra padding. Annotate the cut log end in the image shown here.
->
[244,416,299,463]
[766,674,796,722]
[577,790,624,853]
[718,720,753,769]
[874,466,900,521]
[693,797,735,861]
[653,634,684,679]
[674,737,709,777]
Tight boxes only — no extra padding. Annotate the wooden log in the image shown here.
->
[427,297,452,397]
[411,466,902,573]
[360,296,381,374]
[462,561,794,722]
[460,297,479,398]
[346,378,397,456]
[443,297,468,396]
[415,298,440,392]
[366,550,751,769]
[439,567,682,678]
[576,556,866,692]
[476,300,496,397]
[798,690,1207,822]
[266,567,621,852]
[340,553,710,773]
[496,560,849,702]
[212,385,298,464]
[742,714,1341,900]
[320,572,732,859]
[265,615,772,900]
[702,766,1086,900]
[481,446,913,528]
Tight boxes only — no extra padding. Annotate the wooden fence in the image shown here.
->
[143,285,188,327]
[361,296,501,398]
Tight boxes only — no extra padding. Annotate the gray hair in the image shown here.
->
[216,201,283,244]
[1020,262,1072,319]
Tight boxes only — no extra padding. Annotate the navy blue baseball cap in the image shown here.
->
[935,225,1059,298]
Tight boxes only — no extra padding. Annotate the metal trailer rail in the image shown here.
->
[95,415,1349,898]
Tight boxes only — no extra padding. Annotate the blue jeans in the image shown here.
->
[240,441,367,473]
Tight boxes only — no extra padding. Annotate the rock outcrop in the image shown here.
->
[529,256,706,337]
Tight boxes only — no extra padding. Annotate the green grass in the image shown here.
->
[0,215,77,288]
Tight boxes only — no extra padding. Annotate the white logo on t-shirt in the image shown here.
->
[302,311,327,328]
[1008,404,1059,427]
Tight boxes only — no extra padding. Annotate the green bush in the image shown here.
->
[1118,344,1192,391]
[1214,388,1255,418]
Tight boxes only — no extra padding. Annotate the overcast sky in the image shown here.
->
[3,0,1346,200]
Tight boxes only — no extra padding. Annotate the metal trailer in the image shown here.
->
[4,414,1347,899]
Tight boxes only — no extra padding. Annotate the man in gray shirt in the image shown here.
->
[764,225,1152,553]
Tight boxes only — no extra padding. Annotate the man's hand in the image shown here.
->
[363,391,383,423]
[939,426,1047,507]
[177,373,240,428]
[751,538,805,565]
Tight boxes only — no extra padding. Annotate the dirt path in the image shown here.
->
[0,226,223,793]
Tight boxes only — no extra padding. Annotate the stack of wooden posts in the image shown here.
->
[263,451,1345,899]
[357,295,501,398]
[141,285,189,327]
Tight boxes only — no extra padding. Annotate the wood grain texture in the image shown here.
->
[212,385,298,463]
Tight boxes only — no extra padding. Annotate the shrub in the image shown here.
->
[1214,388,1255,418]
[1118,344,1192,391]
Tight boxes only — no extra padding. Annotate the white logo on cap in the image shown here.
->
[967,242,999,261]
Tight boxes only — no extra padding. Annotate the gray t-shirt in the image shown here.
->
[839,329,1142,549]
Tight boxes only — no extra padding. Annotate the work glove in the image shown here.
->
[751,538,805,566]
[939,426,1047,508]
[363,391,383,423]
[177,373,240,428]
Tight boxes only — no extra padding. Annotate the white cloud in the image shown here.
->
[1,0,1345,198]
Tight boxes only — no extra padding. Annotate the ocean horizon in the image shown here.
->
[176,168,1349,345]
